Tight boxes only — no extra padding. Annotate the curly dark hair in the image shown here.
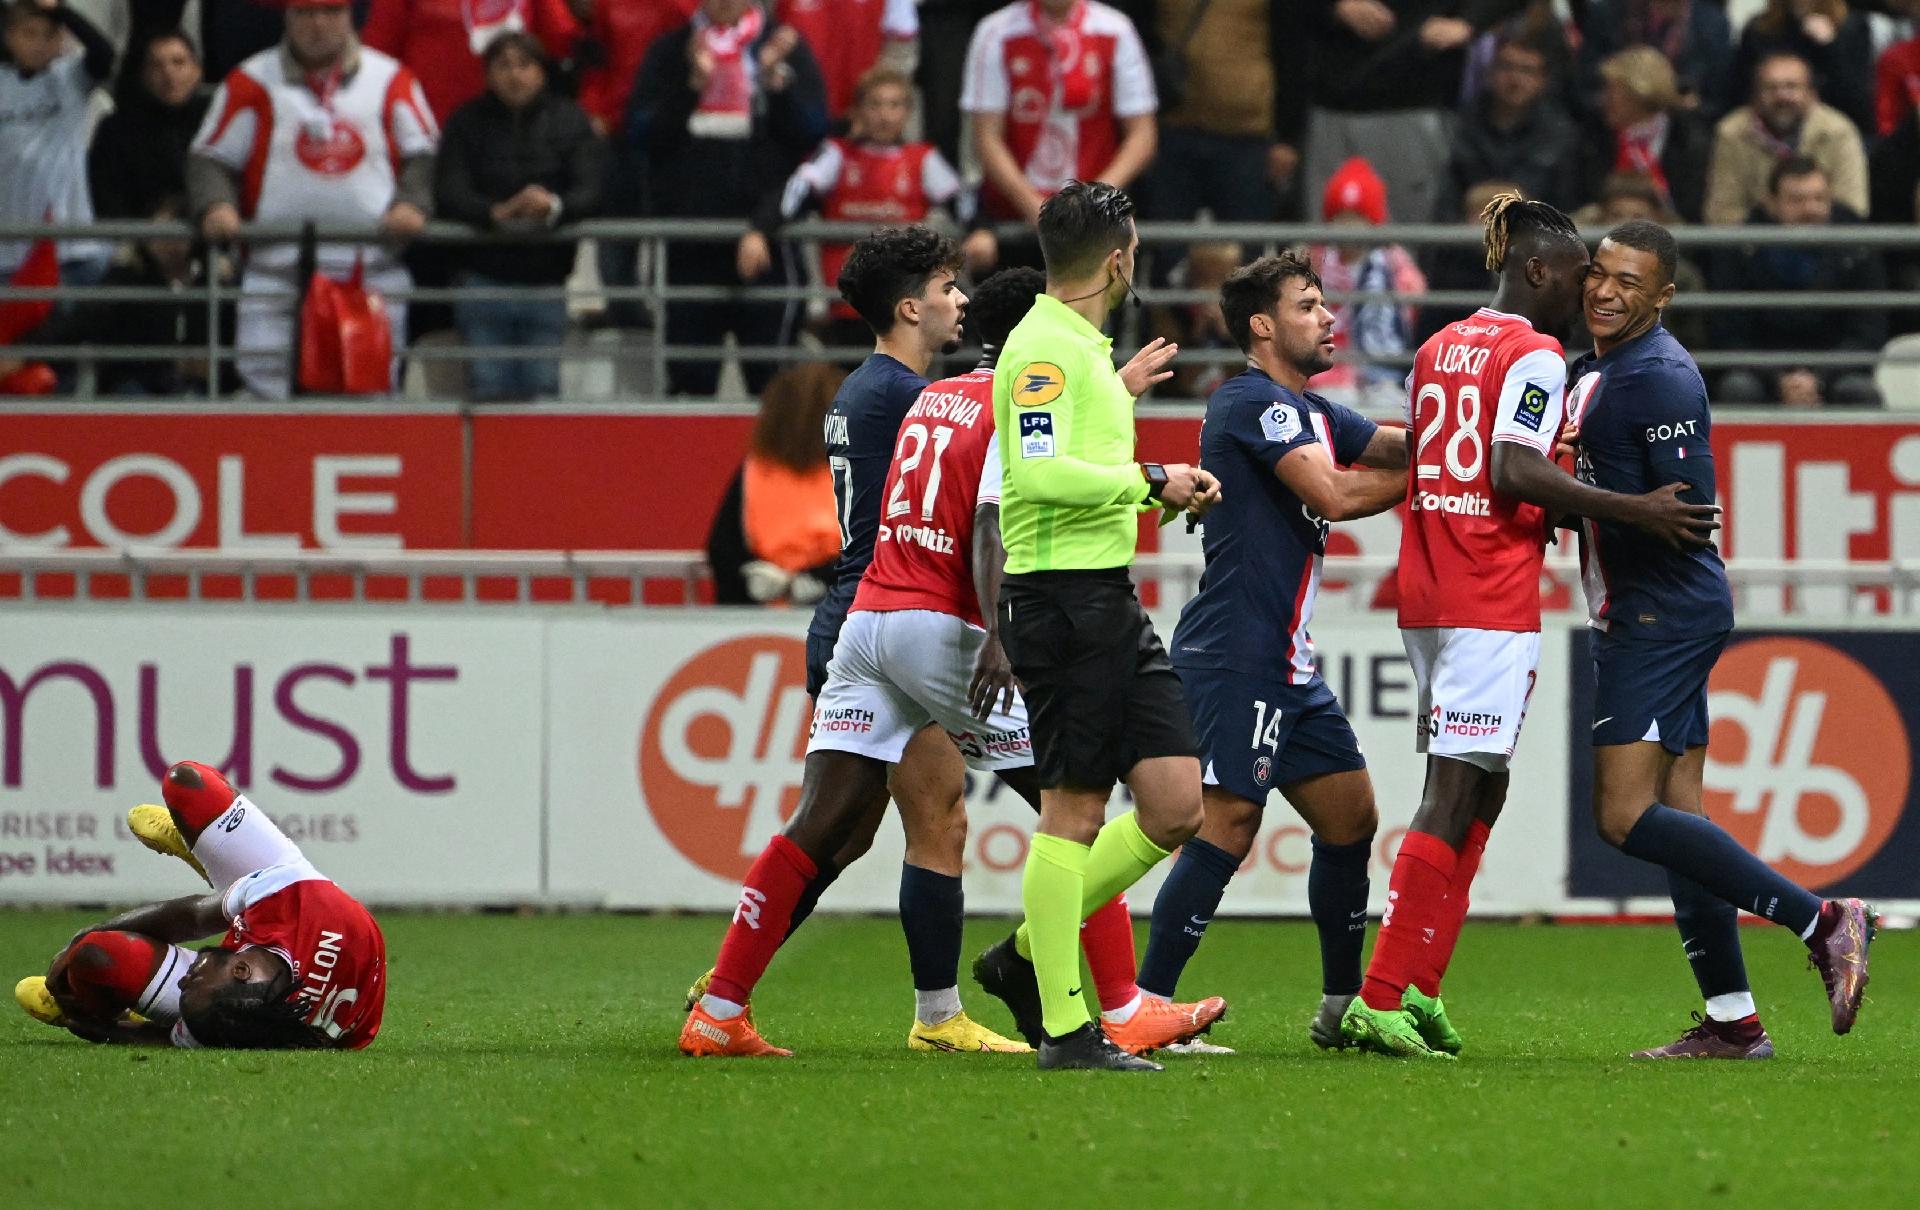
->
[836,224,962,335]
[965,267,1045,354]
[1219,252,1322,354]
[1037,180,1136,278]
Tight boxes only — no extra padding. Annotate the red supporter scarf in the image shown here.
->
[1614,113,1672,206]
[693,3,765,118]
[1029,0,1096,111]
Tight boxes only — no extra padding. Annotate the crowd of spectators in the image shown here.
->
[3,0,1920,406]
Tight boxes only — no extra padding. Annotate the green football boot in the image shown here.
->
[1339,997,1456,1060]
[1401,986,1463,1056]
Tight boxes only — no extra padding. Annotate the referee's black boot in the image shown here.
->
[1038,1023,1163,1072]
[972,932,1045,1046]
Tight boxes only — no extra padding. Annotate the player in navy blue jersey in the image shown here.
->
[1570,220,1875,1057]
[1140,252,1411,1051]
[686,225,992,1044]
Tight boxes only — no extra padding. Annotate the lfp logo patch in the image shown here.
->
[1014,362,1066,406]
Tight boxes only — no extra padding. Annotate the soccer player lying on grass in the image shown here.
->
[680,267,1225,1059]
[1138,252,1410,1055]
[14,761,385,1049]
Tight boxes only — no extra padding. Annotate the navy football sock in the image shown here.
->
[1619,804,1821,936]
[1667,867,1751,1007]
[898,863,964,992]
[1138,837,1239,998]
[783,859,842,940]
[1309,835,1372,997]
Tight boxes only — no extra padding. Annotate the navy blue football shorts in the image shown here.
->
[1589,628,1731,755]
[1178,667,1366,804]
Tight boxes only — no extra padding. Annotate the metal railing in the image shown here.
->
[5,548,1917,617]
[5,218,1920,405]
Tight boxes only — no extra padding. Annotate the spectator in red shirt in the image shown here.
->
[577,0,697,135]
[361,0,579,122]
[961,0,1158,227]
[1875,2,1920,138]
[774,0,916,121]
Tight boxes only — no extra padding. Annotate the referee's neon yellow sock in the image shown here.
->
[1023,832,1093,1039]
[1014,812,1170,959]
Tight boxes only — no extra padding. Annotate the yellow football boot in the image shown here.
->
[127,805,211,887]
[15,976,66,1028]
[908,1010,1033,1054]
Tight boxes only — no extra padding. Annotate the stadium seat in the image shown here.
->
[1874,334,1920,410]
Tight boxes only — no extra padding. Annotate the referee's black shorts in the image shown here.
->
[998,567,1199,792]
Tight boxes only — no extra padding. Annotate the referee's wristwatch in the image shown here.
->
[1140,462,1170,504]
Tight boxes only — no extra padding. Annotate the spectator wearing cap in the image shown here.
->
[626,0,828,396]
[0,0,116,284]
[960,0,1158,227]
[188,0,438,398]
[1576,0,1734,121]
[362,0,579,124]
[1731,0,1872,137]
[436,30,603,401]
[89,29,211,221]
[1712,156,1884,407]
[1298,0,1529,243]
[1307,155,1426,411]
[1578,45,1711,223]
[1703,49,1865,227]
[1446,33,1581,216]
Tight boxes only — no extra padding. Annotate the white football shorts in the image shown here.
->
[1402,627,1542,772]
[808,609,1032,772]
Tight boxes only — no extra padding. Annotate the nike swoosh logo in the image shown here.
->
[1592,717,1614,730]
[1349,909,1368,919]
[1189,915,1211,926]
[1067,987,1082,998]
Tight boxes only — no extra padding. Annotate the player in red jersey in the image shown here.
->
[15,761,385,1050]
[681,268,1223,1059]
[1340,196,1719,1059]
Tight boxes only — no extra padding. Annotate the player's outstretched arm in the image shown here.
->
[969,500,1018,720]
[77,894,228,947]
[1489,441,1718,551]
[1275,443,1407,522]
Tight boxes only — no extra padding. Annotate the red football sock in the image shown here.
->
[1360,830,1457,1011]
[1420,819,1492,995]
[161,760,239,840]
[1080,894,1139,1012]
[65,930,165,1012]
[708,835,818,1006]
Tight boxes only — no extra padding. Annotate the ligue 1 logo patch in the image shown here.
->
[1253,755,1273,786]
[1516,383,1549,432]
[1014,362,1066,407]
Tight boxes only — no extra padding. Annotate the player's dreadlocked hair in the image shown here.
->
[1481,192,1582,272]
[181,960,327,1050]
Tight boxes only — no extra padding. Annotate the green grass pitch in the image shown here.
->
[2,911,1912,1209]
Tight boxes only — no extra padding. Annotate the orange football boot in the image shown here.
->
[678,1004,793,1057]
[1102,995,1228,1056]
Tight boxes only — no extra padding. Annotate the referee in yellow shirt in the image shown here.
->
[972,181,1222,1071]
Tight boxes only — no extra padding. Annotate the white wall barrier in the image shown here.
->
[0,605,1573,914]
